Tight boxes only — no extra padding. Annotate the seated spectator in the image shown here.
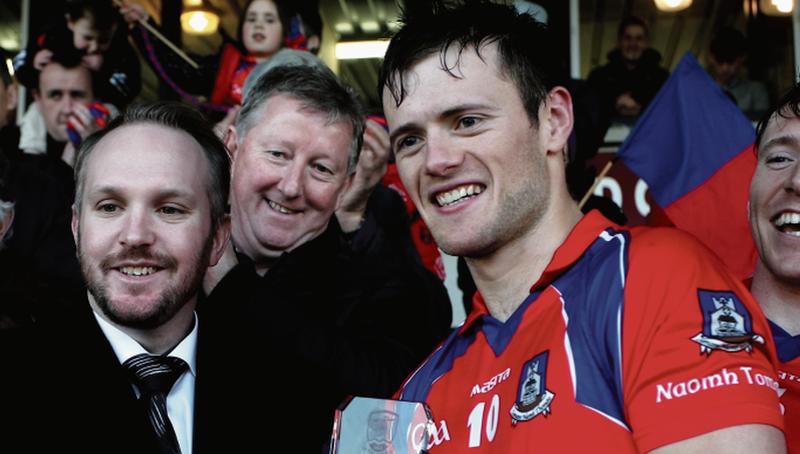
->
[708,26,769,120]
[587,16,669,133]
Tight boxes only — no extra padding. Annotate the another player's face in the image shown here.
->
[34,62,93,142]
[619,24,647,63]
[73,124,228,330]
[228,95,353,269]
[241,0,283,60]
[383,44,552,258]
[750,112,800,284]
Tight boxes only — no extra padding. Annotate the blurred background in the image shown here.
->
[0,0,796,114]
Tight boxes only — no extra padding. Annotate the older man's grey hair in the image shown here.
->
[235,64,365,174]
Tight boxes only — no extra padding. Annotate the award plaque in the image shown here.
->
[330,396,434,454]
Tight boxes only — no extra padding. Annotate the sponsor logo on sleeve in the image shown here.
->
[692,290,765,354]
[510,350,555,424]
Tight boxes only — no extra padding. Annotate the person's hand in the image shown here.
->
[118,2,148,25]
[336,119,391,232]
[213,105,239,142]
[68,103,104,140]
[81,53,104,71]
[33,49,52,70]
[615,92,642,116]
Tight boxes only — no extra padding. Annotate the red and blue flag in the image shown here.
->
[616,52,757,279]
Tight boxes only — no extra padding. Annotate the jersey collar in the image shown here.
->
[459,210,620,334]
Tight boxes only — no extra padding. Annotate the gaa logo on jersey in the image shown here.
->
[510,350,555,424]
[692,289,765,354]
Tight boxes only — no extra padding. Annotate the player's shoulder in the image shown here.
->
[628,225,719,264]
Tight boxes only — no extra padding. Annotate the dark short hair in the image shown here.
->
[236,64,365,173]
[65,0,122,34]
[710,27,747,63]
[34,47,93,92]
[756,81,800,151]
[74,102,230,231]
[378,0,567,124]
[617,16,649,39]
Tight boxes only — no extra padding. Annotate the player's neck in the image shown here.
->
[751,263,800,336]
[467,201,582,323]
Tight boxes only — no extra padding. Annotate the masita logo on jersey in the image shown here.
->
[692,290,765,354]
[510,350,555,424]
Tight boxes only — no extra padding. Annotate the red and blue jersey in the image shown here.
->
[397,211,783,452]
[769,321,800,453]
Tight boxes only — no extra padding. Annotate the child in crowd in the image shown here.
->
[121,0,294,112]
[14,0,137,155]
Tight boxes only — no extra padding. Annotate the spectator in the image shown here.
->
[121,0,292,112]
[587,16,669,133]
[709,26,769,120]
[204,64,452,452]
[0,102,274,452]
[14,0,141,109]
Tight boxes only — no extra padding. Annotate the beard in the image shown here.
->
[78,234,214,330]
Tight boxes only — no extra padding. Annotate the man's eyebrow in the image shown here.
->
[760,134,800,153]
[388,103,495,144]
[87,186,195,202]
[389,123,421,145]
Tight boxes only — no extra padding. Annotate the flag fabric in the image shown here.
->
[616,52,757,279]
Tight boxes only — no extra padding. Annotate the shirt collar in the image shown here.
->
[94,311,199,377]
[458,210,618,334]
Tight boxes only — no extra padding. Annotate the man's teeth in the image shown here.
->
[775,212,800,235]
[120,266,157,276]
[268,200,297,214]
[436,184,483,207]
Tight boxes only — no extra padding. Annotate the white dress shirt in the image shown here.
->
[94,311,197,454]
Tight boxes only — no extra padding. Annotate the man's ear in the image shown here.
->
[208,215,232,268]
[225,126,239,161]
[70,204,79,247]
[542,86,574,157]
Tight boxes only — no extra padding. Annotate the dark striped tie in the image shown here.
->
[123,354,188,454]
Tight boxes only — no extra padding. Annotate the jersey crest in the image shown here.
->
[510,350,555,424]
[692,290,765,354]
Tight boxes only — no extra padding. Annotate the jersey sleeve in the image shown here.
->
[622,227,783,452]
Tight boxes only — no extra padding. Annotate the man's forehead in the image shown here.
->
[383,45,502,113]
[758,112,800,150]
[40,64,91,88]
[622,25,646,38]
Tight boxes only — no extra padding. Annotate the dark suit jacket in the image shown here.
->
[204,216,453,453]
[0,298,260,453]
